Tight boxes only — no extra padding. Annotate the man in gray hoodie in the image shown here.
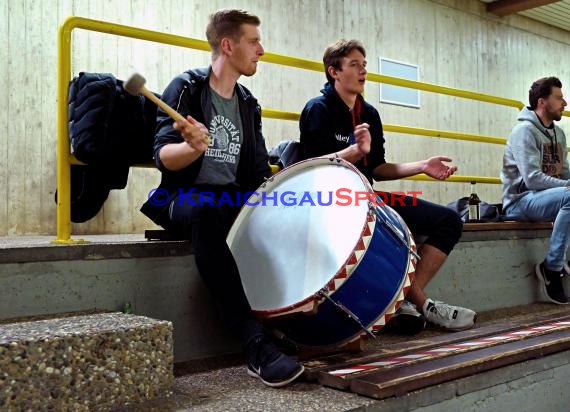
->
[501,76,569,304]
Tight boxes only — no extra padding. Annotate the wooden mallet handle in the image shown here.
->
[140,87,186,124]
[124,73,210,145]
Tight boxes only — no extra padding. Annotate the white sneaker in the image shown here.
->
[421,299,477,332]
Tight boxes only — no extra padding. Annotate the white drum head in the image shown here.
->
[227,158,370,312]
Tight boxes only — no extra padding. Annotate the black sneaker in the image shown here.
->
[245,336,304,388]
[564,261,570,276]
[385,301,426,335]
[535,262,569,305]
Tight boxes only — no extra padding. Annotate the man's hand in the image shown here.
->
[423,156,458,180]
[354,123,371,155]
[173,115,210,153]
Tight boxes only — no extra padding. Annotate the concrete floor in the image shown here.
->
[128,303,570,412]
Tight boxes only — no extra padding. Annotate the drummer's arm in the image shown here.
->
[372,162,425,181]
[335,144,367,163]
[373,157,458,181]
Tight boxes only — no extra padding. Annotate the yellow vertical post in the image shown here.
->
[53,18,83,244]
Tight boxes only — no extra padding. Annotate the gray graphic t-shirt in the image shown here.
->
[194,87,243,185]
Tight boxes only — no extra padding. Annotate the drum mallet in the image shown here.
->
[124,73,210,144]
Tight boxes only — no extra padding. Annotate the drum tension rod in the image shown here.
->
[317,290,376,339]
[372,206,420,261]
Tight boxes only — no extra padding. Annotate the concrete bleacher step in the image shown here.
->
[0,312,173,411]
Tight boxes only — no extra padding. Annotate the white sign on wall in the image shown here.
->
[379,58,420,108]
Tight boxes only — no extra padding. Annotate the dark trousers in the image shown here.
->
[381,193,463,255]
[165,189,262,346]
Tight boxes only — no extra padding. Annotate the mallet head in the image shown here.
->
[124,73,147,96]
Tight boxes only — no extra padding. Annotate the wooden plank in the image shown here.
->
[306,308,570,384]
[6,0,26,235]
[40,0,62,234]
[321,318,570,389]
[0,0,8,234]
[25,0,43,234]
[487,0,560,17]
[351,328,570,400]
[463,221,553,231]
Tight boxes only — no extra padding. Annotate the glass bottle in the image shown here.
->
[468,181,481,222]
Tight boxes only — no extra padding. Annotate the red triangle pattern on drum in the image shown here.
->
[326,208,378,296]
[371,316,386,332]
[347,253,358,265]
[326,279,337,292]
[369,273,409,332]
[366,226,417,334]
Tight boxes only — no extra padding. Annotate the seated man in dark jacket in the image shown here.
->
[299,39,477,334]
[141,9,303,387]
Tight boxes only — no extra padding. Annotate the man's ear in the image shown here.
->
[220,37,233,55]
[327,66,338,80]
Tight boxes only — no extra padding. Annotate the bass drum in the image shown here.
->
[227,157,417,348]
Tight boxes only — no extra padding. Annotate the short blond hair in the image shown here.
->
[206,9,261,58]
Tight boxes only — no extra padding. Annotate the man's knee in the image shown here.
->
[560,190,570,209]
[441,208,463,245]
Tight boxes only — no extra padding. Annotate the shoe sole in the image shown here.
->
[427,313,478,332]
[247,364,305,388]
[534,263,569,305]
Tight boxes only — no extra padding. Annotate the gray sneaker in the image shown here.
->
[421,299,477,331]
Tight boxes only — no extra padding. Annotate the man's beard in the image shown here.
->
[546,104,562,121]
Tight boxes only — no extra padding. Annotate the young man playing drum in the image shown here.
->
[299,39,477,334]
[141,9,304,387]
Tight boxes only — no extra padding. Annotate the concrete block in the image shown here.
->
[0,313,173,411]
[0,256,240,363]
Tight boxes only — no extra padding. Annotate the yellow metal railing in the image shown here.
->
[55,16,544,242]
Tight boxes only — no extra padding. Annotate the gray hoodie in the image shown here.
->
[501,106,570,210]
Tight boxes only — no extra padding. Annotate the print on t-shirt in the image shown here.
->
[207,114,241,164]
[194,88,243,186]
[542,141,563,177]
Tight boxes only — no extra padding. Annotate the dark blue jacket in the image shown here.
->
[63,72,157,222]
[299,82,386,183]
[140,67,271,225]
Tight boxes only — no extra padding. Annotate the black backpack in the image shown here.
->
[268,140,302,169]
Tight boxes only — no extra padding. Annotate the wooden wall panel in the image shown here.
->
[0,1,8,230]
[3,0,570,235]
[7,0,26,235]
